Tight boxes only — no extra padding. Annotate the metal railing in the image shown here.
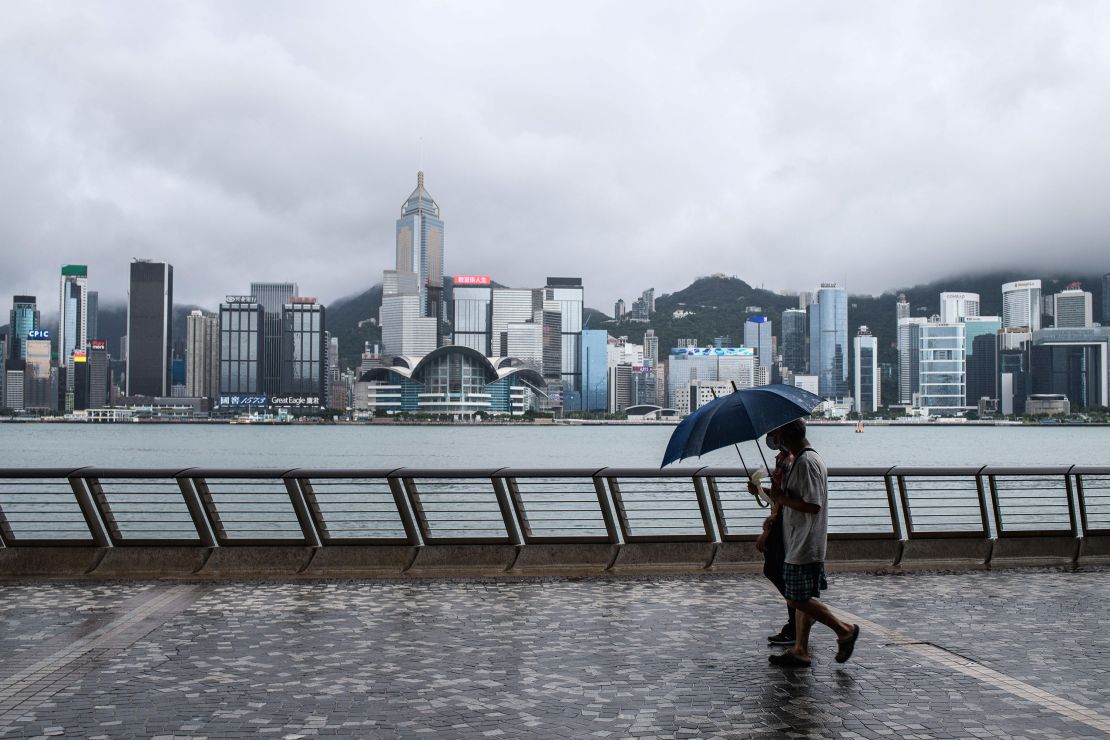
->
[1,465,1108,574]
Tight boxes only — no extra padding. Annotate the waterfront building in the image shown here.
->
[546,277,584,408]
[744,316,773,369]
[380,280,437,358]
[86,340,109,409]
[672,379,735,415]
[87,291,98,346]
[917,321,967,416]
[127,260,174,397]
[537,300,563,403]
[249,281,297,395]
[580,329,609,412]
[1002,280,1042,331]
[1030,326,1110,409]
[808,283,848,399]
[24,338,55,411]
[629,366,657,407]
[279,298,326,406]
[218,296,264,398]
[1053,286,1093,328]
[792,374,819,396]
[395,171,445,319]
[58,265,88,365]
[358,346,547,416]
[939,292,981,324]
[506,322,544,370]
[666,347,755,406]
[491,288,535,356]
[0,336,4,403]
[897,317,928,404]
[4,366,24,411]
[1025,394,1070,416]
[185,311,219,400]
[853,327,879,414]
[451,277,492,354]
[609,364,633,413]
[963,316,1001,406]
[781,309,807,374]
[8,295,39,361]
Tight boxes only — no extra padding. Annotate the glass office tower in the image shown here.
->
[744,316,773,369]
[918,322,966,415]
[781,309,807,374]
[452,282,492,355]
[9,295,39,361]
[58,265,88,365]
[580,329,609,412]
[219,297,264,396]
[545,277,584,408]
[280,300,326,401]
[809,284,848,399]
[396,171,445,319]
[126,260,174,397]
[249,282,297,395]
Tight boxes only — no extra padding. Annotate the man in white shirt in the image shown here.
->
[750,418,860,668]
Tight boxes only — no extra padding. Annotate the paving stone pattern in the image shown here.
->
[0,568,1108,738]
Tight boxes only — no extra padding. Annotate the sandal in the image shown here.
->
[768,651,811,668]
[835,624,860,663]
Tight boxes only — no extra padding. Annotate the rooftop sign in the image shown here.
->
[454,275,491,286]
[670,347,755,357]
[27,329,49,340]
[61,265,88,277]
[289,296,318,304]
[225,295,258,304]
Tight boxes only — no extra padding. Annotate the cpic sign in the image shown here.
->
[28,329,50,339]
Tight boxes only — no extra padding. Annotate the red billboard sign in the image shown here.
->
[453,275,491,286]
[90,340,107,350]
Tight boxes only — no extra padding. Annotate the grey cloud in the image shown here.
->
[2,1,1109,317]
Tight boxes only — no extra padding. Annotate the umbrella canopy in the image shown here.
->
[661,383,825,467]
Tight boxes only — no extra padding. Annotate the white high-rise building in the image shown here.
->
[939,292,980,324]
[896,294,910,322]
[58,264,89,365]
[918,321,967,416]
[1002,280,1042,331]
[853,327,879,414]
[1053,287,1093,328]
[506,322,544,369]
[491,289,536,356]
[185,310,219,400]
[897,317,928,404]
[380,269,437,358]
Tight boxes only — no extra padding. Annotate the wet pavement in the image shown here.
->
[1,568,1108,738]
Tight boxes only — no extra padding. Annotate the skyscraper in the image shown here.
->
[126,260,173,397]
[1002,280,1042,331]
[744,316,773,369]
[396,171,445,319]
[280,299,326,404]
[491,289,535,356]
[219,296,264,396]
[897,317,928,404]
[380,271,437,357]
[250,282,297,395]
[918,321,966,416]
[580,329,609,412]
[643,329,659,368]
[58,265,88,365]
[186,310,220,400]
[9,295,39,361]
[895,294,910,322]
[87,291,99,343]
[939,292,980,324]
[452,276,492,354]
[1102,273,1110,324]
[809,283,848,399]
[86,340,110,409]
[1053,286,1093,328]
[853,326,878,414]
[546,277,584,406]
[781,308,807,373]
[963,316,1001,405]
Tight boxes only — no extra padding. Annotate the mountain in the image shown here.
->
[326,285,383,370]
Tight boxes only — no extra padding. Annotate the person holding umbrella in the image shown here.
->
[749,418,860,667]
[753,427,797,647]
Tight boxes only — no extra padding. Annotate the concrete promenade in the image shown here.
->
[1,569,1108,739]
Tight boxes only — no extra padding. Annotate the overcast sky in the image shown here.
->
[3,2,1110,314]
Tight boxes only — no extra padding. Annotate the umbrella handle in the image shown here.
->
[708,384,769,508]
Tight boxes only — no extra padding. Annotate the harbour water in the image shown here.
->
[2,423,1109,469]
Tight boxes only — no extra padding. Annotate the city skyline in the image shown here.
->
[5,4,1110,311]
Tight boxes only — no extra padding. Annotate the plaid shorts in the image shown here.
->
[782,562,828,601]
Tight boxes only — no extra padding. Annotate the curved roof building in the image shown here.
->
[358,346,548,416]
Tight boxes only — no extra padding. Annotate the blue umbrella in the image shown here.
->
[661,383,825,468]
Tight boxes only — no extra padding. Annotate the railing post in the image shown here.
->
[691,475,720,543]
[884,473,903,541]
[69,476,111,548]
[176,476,217,548]
[491,476,524,546]
[284,477,321,548]
[1075,473,1090,535]
[604,477,631,541]
[387,475,424,547]
[592,474,623,545]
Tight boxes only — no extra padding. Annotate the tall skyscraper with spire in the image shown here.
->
[395,171,445,320]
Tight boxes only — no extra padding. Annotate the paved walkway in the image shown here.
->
[0,569,1108,739]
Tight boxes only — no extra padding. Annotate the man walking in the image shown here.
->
[750,418,859,667]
